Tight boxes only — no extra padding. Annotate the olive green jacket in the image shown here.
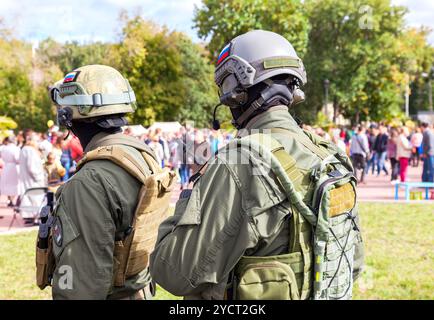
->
[149,106,364,299]
[51,132,154,300]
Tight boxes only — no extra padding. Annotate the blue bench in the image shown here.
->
[394,182,434,200]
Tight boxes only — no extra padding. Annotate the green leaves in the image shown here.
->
[194,0,310,60]
[301,0,433,122]
[195,0,433,124]
[112,17,218,127]
[0,16,218,130]
[1,2,432,130]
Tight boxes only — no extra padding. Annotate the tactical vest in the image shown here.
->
[228,128,361,300]
[36,142,175,290]
[77,144,176,287]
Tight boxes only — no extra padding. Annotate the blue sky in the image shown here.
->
[0,0,433,45]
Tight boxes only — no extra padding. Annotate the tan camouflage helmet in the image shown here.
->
[51,64,136,121]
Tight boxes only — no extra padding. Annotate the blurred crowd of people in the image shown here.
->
[125,126,235,189]
[348,122,434,184]
[1,120,433,220]
[0,128,83,221]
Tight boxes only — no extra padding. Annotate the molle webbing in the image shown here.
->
[77,144,176,287]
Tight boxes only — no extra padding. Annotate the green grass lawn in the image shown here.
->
[0,203,432,300]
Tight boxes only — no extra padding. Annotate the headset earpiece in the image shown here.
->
[57,107,74,128]
[219,89,248,107]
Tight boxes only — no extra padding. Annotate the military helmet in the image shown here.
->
[214,30,307,98]
[51,65,136,124]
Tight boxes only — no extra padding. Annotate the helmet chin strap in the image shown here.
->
[234,80,294,128]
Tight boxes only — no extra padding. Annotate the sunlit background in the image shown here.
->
[0,0,433,45]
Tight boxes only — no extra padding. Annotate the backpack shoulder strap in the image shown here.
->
[270,127,329,159]
[243,133,304,191]
[77,145,156,184]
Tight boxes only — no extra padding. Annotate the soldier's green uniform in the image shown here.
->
[52,132,153,299]
[150,106,364,299]
[37,65,173,300]
[150,30,364,300]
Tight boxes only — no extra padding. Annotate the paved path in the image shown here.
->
[357,163,434,202]
[1,163,432,234]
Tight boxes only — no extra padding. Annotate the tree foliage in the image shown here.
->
[303,0,433,123]
[0,15,218,130]
[194,0,310,59]
[109,16,218,126]
[0,23,62,131]
[194,0,434,124]
[0,1,433,131]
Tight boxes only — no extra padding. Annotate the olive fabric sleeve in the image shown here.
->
[149,158,257,298]
[51,168,119,300]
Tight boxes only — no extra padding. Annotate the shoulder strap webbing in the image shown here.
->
[140,151,162,175]
[270,128,329,160]
[246,133,304,191]
[85,133,159,163]
[77,145,157,184]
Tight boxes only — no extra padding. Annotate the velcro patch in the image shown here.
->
[263,57,300,69]
[328,183,356,217]
[63,71,80,83]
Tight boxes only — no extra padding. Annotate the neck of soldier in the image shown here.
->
[232,96,291,129]
[70,121,121,150]
[236,105,300,138]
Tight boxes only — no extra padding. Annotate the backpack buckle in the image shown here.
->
[311,168,320,181]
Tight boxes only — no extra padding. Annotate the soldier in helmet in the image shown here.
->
[150,30,364,300]
[38,65,175,299]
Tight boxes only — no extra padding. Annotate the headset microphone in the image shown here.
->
[212,103,222,130]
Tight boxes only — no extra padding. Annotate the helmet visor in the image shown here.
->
[219,74,239,96]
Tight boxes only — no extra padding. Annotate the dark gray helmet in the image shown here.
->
[214,30,307,128]
[215,30,306,93]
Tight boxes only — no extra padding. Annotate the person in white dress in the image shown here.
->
[19,130,46,222]
[0,136,21,207]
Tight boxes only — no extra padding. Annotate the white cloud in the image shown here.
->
[392,0,434,44]
[0,0,202,43]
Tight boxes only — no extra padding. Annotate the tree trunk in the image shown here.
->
[333,97,339,124]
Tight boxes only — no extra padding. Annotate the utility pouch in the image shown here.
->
[234,253,304,300]
[35,192,56,290]
[36,235,55,289]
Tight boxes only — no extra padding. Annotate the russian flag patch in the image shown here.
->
[63,71,80,83]
[217,43,231,65]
